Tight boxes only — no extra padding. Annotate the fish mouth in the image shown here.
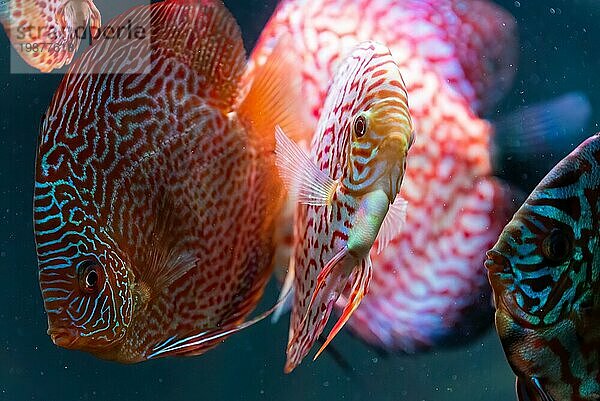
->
[484,249,511,274]
[48,327,78,348]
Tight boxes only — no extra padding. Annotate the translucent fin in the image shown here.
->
[147,283,292,359]
[271,258,295,323]
[285,247,350,373]
[275,126,337,205]
[237,34,311,151]
[492,91,592,167]
[138,193,197,291]
[314,255,372,360]
[307,247,349,313]
[375,195,407,254]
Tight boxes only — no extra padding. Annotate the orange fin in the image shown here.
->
[237,34,311,151]
[146,284,292,359]
[286,247,349,369]
[314,255,372,360]
[305,247,349,316]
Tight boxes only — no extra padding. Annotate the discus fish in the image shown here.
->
[275,41,413,372]
[1,0,101,72]
[486,134,600,401]
[250,0,591,353]
[34,0,298,362]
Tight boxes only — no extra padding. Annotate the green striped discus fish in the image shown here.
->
[486,134,600,401]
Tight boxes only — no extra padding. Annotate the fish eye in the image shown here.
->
[542,228,572,264]
[353,115,367,138]
[77,259,102,293]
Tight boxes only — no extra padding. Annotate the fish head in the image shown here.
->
[34,113,134,355]
[339,42,413,202]
[40,250,133,353]
[485,134,600,401]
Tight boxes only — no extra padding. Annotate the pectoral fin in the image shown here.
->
[375,195,407,254]
[275,126,337,206]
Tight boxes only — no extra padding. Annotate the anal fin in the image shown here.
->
[516,376,554,401]
[146,284,292,359]
[314,255,372,360]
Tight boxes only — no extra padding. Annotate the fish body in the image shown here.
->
[250,0,517,352]
[486,134,600,401]
[1,0,101,72]
[275,41,413,372]
[34,0,289,362]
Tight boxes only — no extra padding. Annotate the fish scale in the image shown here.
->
[35,0,290,362]
[250,0,517,353]
[486,134,600,401]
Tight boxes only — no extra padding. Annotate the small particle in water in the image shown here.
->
[372,357,378,364]
[514,1,520,7]
[550,7,555,14]
[323,381,330,387]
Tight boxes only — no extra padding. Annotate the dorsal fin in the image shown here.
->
[151,0,246,111]
[237,34,312,152]
[70,0,246,111]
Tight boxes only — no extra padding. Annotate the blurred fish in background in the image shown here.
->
[0,0,102,72]
[249,0,592,355]
[33,0,301,362]
[486,133,600,401]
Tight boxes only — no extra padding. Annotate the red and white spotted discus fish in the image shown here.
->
[1,0,101,72]
[251,0,590,354]
[34,0,298,362]
[275,41,413,372]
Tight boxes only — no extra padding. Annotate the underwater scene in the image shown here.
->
[1,0,599,400]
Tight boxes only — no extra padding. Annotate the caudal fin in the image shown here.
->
[491,92,592,181]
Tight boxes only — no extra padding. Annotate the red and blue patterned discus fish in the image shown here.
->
[1,0,101,72]
[486,134,600,401]
[34,0,297,362]
[250,0,518,354]
[275,41,413,372]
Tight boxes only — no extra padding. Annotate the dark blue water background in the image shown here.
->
[1,1,598,400]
